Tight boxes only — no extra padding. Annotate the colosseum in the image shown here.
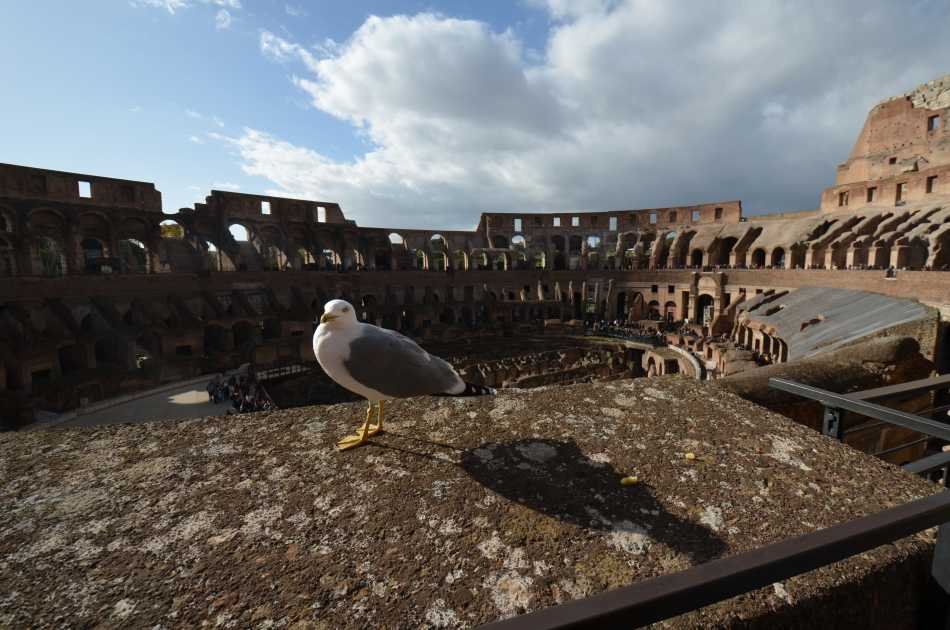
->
[3,75,949,425]
[1,75,950,628]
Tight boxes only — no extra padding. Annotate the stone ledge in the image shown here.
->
[0,378,939,628]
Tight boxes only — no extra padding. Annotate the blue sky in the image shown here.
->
[2,1,949,228]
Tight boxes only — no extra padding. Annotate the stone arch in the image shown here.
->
[430,250,448,271]
[352,248,366,270]
[159,218,186,240]
[255,225,289,271]
[0,235,15,277]
[33,236,66,277]
[81,237,110,273]
[320,248,342,270]
[615,292,627,320]
[690,248,704,268]
[0,205,14,234]
[751,248,766,268]
[771,247,786,269]
[790,244,807,269]
[695,293,715,324]
[715,237,738,266]
[117,217,153,273]
[155,218,198,272]
[292,245,317,270]
[664,301,677,322]
[453,249,469,271]
[415,249,429,270]
[78,211,112,243]
[203,239,236,272]
[493,252,509,271]
[429,234,447,251]
[533,250,546,270]
[473,251,489,270]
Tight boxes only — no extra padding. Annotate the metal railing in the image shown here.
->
[474,376,950,629]
[481,491,950,629]
[769,375,950,482]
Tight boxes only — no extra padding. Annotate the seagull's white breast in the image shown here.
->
[313,324,388,401]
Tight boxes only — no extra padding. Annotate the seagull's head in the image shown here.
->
[319,299,358,329]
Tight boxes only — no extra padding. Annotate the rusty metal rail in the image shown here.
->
[479,490,950,629]
[478,377,950,629]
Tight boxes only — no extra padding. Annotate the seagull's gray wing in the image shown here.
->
[343,325,464,398]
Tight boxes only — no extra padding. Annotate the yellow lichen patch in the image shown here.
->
[620,476,638,486]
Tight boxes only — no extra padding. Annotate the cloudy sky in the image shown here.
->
[2,1,949,228]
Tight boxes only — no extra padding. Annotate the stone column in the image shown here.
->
[890,246,908,269]
[804,247,817,269]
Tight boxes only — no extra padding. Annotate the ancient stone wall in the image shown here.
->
[825,74,950,210]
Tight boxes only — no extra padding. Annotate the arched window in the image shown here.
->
[429,234,447,250]
[36,237,66,277]
[160,219,185,239]
[771,247,786,268]
[229,224,249,242]
[81,238,104,269]
[690,249,704,267]
[118,238,149,273]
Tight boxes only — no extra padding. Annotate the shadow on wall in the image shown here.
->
[460,438,727,564]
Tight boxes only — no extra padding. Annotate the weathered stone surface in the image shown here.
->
[0,378,938,628]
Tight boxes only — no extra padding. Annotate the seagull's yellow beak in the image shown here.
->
[320,313,338,324]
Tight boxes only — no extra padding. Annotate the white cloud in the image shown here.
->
[188,135,205,144]
[213,181,241,190]
[230,4,950,229]
[132,0,241,16]
[131,0,189,13]
[129,105,142,113]
[259,31,320,73]
[211,115,225,128]
[285,4,306,17]
[185,109,202,119]
[214,9,232,30]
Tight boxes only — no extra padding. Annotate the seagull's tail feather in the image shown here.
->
[439,382,496,397]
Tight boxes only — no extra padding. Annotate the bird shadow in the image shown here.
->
[459,438,729,565]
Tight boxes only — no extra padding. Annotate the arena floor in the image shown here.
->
[58,381,227,428]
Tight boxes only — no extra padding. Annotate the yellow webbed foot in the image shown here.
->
[336,401,385,451]
[336,431,369,451]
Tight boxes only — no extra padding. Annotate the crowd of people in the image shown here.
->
[206,372,275,414]
[585,319,667,345]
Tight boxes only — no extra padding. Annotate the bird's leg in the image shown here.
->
[336,402,374,451]
[367,400,384,436]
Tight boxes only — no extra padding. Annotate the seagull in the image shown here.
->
[313,299,495,451]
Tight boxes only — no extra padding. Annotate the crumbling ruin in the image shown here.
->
[1,69,950,629]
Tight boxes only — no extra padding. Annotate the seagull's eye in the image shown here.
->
[342,307,350,313]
